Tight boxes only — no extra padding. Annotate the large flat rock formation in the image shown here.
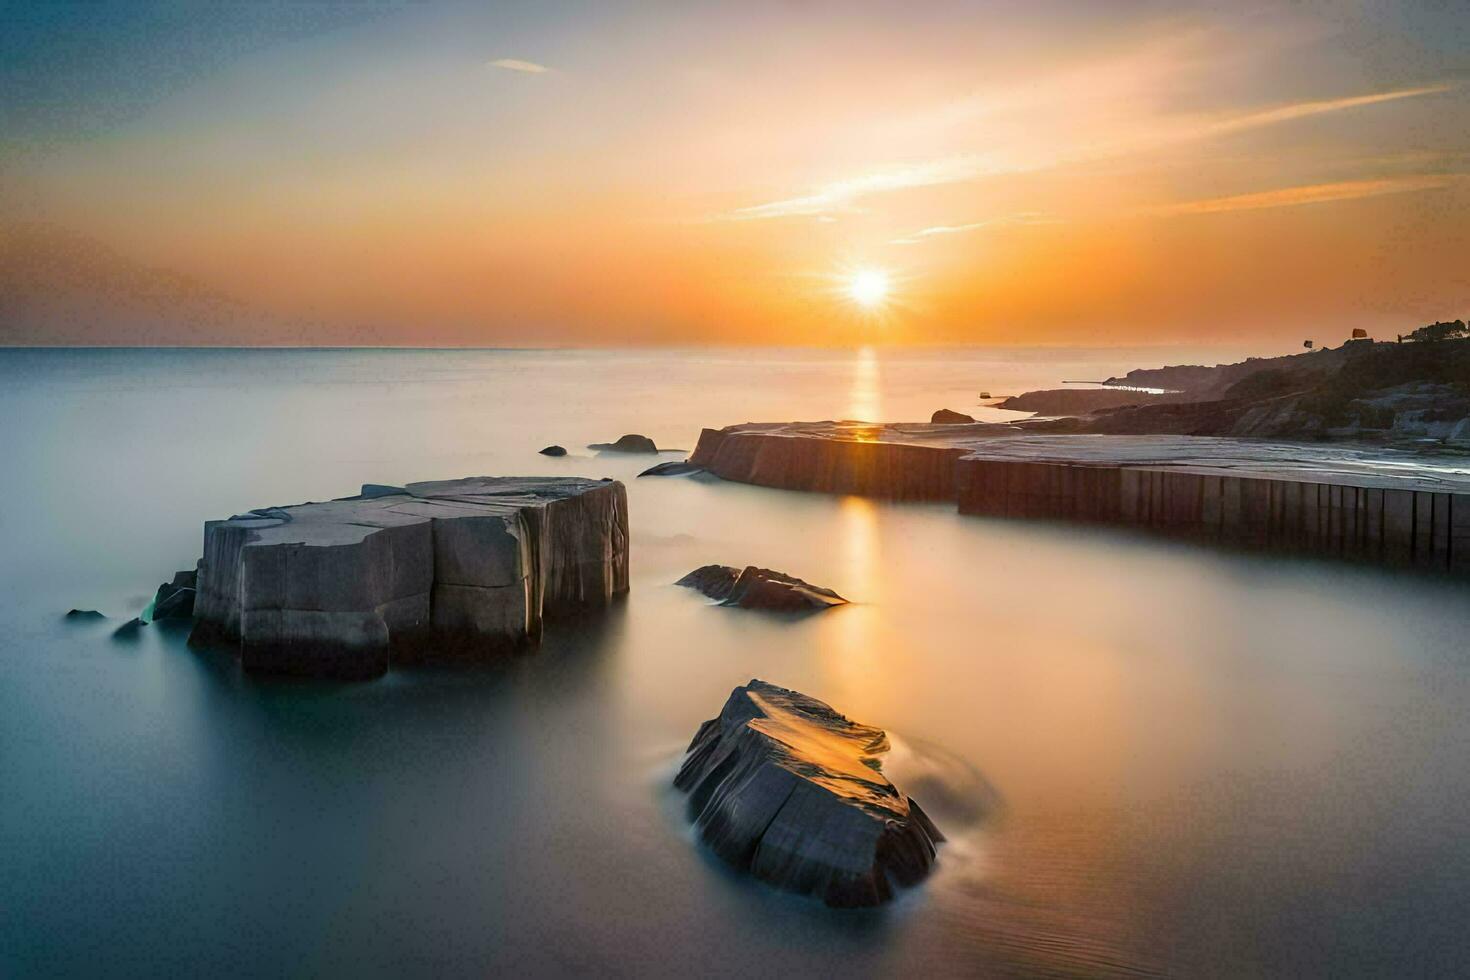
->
[689,421,1019,501]
[191,477,628,678]
[690,423,1470,574]
[675,680,942,907]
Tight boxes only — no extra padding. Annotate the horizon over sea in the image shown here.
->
[4,346,1470,977]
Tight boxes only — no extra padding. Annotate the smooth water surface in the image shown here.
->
[3,347,1470,977]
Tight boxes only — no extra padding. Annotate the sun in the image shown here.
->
[847,269,890,309]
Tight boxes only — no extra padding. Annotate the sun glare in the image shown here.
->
[848,269,890,309]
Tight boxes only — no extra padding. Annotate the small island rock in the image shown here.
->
[676,564,846,611]
[539,445,568,457]
[674,679,943,907]
[588,434,658,453]
[931,408,975,424]
[64,609,106,621]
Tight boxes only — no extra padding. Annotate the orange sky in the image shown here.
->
[1,2,1467,346]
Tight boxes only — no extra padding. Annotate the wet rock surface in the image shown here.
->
[674,679,943,907]
[675,564,742,601]
[190,476,629,678]
[588,433,658,453]
[637,460,703,477]
[676,564,846,611]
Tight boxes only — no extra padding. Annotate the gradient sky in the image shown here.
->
[2,0,1467,346]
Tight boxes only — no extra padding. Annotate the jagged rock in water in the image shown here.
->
[674,679,943,907]
[190,477,629,679]
[539,445,568,457]
[675,564,742,601]
[148,583,196,622]
[588,433,658,453]
[112,618,144,639]
[638,460,703,477]
[64,609,105,621]
[930,408,975,424]
[677,565,846,611]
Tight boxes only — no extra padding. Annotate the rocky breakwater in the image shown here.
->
[689,420,1021,501]
[190,476,629,678]
[685,420,1470,575]
[956,435,1470,573]
[675,680,942,907]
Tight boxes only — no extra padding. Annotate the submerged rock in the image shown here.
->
[677,564,846,611]
[112,617,144,639]
[64,609,106,621]
[674,679,943,907]
[588,433,658,453]
[638,460,703,477]
[930,408,975,424]
[539,445,568,457]
[190,476,630,679]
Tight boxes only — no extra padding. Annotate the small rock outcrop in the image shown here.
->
[148,571,197,623]
[190,477,629,679]
[676,564,846,611]
[112,618,144,639]
[637,460,703,477]
[997,389,1168,415]
[588,434,658,453]
[539,445,568,457]
[64,609,105,621]
[674,679,943,907]
[930,408,975,424]
[675,564,743,600]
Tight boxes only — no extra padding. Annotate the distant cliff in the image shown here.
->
[1030,337,1470,445]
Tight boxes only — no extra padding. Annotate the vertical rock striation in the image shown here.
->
[674,680,943,907]
[689,424,973,501]
[190,477,628,678]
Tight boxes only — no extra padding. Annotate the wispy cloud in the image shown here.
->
[1198,84,1452,139]
[727,83,1454,220]
[488,58,550,74]
[889,212,1057,244]
[729,157,997,220]
[1156,174,1463,216]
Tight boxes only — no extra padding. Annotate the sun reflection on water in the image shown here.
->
[819,495,884,703]
[847,346,882,422]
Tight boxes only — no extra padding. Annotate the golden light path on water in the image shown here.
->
[823,495,883,706]
[848,346,883,422]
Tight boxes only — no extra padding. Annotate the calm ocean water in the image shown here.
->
[4,347,1470,977]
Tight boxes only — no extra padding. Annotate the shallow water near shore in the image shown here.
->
[5,346,1470,977]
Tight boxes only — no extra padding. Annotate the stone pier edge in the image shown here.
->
[692,428,1468,575]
